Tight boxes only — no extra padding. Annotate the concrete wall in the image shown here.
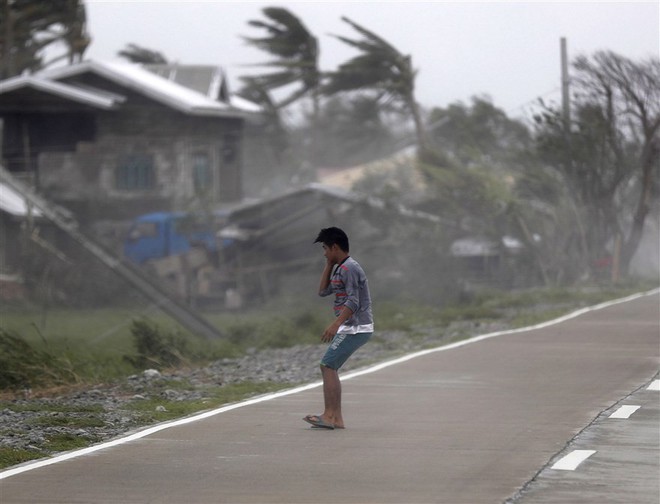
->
[34,87,243,223]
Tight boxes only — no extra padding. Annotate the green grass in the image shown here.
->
[43,433,98,452]
[28,415,106,428]
[0,307,151,350]
[0,303,327,388]
[124,381,291,425]
[478,282,657,311]
[0,447,44,467]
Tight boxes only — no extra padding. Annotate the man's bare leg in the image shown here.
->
[320,365,344,428]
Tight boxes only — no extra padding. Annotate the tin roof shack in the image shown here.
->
[450,235,527,290]
[213,183,445,306]
[0,60,256,228]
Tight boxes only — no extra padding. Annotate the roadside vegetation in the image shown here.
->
[1,280,655,393]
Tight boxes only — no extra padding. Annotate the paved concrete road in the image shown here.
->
[510,375,659,504]
[1,292,658,504]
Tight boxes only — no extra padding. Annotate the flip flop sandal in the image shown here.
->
[303,414,335,429]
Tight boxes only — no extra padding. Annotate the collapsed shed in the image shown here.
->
[182,183,444,307]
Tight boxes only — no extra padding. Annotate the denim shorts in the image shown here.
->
[320,332,372,370]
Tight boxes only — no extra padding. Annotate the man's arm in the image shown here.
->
[318,259,334,296]
[321,306,353,342]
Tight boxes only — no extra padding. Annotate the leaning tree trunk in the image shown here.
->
[619,135,659,275]
[406,95,431,157]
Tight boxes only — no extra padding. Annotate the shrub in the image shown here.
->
[124,319,189,370]
[0,329,78,390]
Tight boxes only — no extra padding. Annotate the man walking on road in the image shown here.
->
[303,227,374,430]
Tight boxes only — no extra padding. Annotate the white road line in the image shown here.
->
[647,380,660,391]
[551,450,597,471]
[608,405,641,419]
[1,288,658,481]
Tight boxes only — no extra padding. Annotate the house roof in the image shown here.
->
[144,64,223,98]
[142,63,262,114]
[40,60,256,117]
[0,59,261,117]
[220,183,442,226]
[0,75,122,110]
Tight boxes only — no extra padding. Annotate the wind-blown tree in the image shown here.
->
[512,161,589,285]
[237,76,294,185]
[58,0,90,64]
[117,43,168,64]
[241,7,320,110]
[427,96,533,169]
[429,98,534,239]
[240,7,321,169]
[324,16,428,154]
[308,94,395,167]
[0,0,90,78]
[237,79,289,160]
[533,51,659,279]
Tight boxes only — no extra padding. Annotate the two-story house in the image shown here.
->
[0,60,259,226]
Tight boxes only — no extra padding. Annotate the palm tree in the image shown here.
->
[1,0,90,78]
[117,43,168,64]
[241,7,321,168]
[237,77,290,166]
[242,7,320,110]
[324,16,428,153]
[61,0,91,64]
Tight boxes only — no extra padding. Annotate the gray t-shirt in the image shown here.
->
[319,256,374,334]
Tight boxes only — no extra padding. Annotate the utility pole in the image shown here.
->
[560,37,571,131]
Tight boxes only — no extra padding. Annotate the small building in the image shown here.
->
[0,60,259,227]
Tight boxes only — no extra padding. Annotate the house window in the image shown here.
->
[116,154,155,190]
[192,153,212,194]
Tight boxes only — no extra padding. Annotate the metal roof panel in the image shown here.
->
[0,76,119,109]
[41,60,248,117]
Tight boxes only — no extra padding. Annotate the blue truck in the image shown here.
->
[123,212,219,264]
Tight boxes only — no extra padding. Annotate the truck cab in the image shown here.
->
[123,212,217,264]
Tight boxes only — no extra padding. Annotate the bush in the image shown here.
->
[0,329,78,390]
[124,319,190,370]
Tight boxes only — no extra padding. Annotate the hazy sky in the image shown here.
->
[82,1,659,118]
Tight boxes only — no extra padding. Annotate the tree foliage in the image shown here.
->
[324,16,428,152]
[533,50,659,279]
[117,43,168,64]
[241,7,320,109]
[428,96,533,169]
[303,94,395,167]
[0,0,90,79]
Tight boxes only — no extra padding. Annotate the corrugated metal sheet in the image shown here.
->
[0,61,261,117]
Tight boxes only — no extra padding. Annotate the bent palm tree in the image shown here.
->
[324,16,428,153]
[117,43,168,64]
[242,7,320,109]
[1,0,90,77]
